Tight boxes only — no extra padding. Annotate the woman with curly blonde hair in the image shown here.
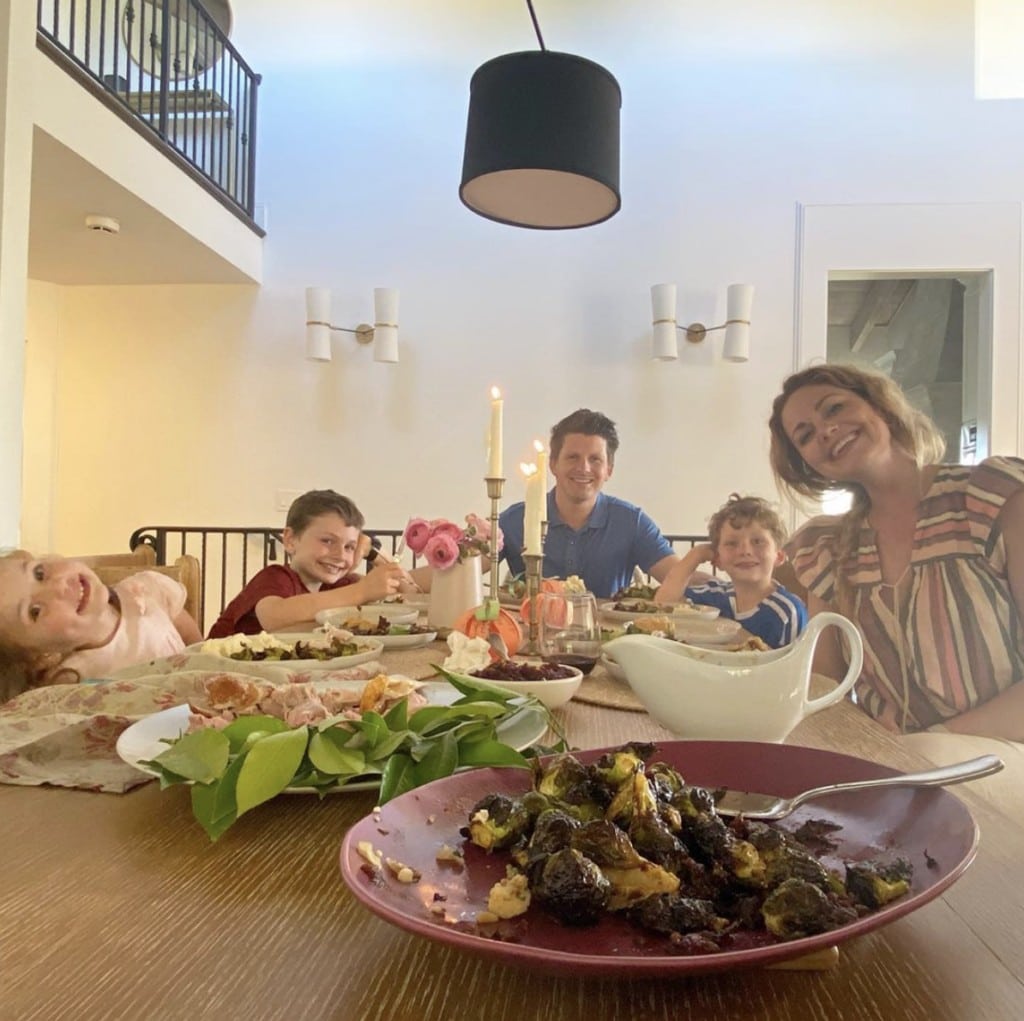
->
[769,364,1024,742]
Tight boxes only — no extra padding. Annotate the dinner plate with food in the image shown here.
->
[192,630,384,669]
[316,604,419,627]
[339,740,979,976]
[308,616,438,650]
[599,599,720,623]
[115,678,548,795]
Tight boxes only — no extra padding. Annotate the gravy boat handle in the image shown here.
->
[801,612,864,716]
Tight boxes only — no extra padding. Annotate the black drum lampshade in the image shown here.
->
[459,50,621,230]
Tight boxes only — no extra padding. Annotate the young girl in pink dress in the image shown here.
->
[0,551,202,701]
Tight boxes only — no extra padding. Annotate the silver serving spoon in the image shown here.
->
[712,754,1004,821]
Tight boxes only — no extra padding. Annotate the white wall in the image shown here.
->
[0,0,34,547]
[22,0,1024,554]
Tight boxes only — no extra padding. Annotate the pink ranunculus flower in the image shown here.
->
[423,532,461,570]
[430,521,465,543]
[465,513,503,553]
[403,517,432,554]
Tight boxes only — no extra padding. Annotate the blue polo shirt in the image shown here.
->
[499,490,674,598]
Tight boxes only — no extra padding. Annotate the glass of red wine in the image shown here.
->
[538,591,601,675]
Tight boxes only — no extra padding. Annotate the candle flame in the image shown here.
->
[519,462,537,477]
[533,439,545,453]
[490,386,502,400]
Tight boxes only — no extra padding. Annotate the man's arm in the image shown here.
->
[634,509,679,584]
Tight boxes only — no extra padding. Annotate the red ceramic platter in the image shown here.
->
[339,741,979,977]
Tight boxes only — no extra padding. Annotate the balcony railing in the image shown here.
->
[37,0,260,222]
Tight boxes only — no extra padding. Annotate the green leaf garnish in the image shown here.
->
[234,728,309,816]
[146,670,560,840]
[147,728,230,784]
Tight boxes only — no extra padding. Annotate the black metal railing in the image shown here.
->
[37,0,260,220]
[128,525,709,632]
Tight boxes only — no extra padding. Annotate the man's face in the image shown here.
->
[550,433,613,504]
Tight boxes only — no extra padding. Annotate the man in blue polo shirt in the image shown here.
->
[499,409,680,598]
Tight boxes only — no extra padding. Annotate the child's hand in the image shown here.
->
[691,543,715,566]
[360,562,405,601]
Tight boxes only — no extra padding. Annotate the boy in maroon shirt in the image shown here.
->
[208,490,409,638]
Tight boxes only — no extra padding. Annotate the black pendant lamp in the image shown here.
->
[459,1,621,230]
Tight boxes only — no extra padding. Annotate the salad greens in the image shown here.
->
[143,671,564,841]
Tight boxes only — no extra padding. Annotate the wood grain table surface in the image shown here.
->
[2,642,1022,1021]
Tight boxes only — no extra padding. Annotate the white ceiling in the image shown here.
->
[28,128,256,285]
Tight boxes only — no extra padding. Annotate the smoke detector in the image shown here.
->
[84,214,120,235]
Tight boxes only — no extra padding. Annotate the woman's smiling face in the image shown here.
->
[780,383,894,484]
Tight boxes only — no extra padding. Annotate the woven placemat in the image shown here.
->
[572,662,645,712]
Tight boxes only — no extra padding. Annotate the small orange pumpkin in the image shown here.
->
[454,604,523,658]
[518,579,566,626]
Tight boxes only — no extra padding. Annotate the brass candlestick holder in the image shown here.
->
[520,552,544,656]
[483,475,505,617]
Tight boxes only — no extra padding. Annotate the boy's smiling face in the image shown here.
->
[713,520,785,590]
[284,512,361,589]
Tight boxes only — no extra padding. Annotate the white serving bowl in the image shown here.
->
[316,604,419,627]
[446,663,584,710]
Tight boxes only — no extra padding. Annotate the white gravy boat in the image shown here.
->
[603,612,863,742]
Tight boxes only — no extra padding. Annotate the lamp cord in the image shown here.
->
[525,0,546,50]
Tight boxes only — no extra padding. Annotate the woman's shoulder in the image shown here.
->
[784,514,847,592]
[968,455,1024,491]
[930,458,1024,515]
[786,514,843,555]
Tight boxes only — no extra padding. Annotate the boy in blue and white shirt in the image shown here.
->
[654,494,806,649]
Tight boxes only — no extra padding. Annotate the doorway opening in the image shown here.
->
[827,271,991,466]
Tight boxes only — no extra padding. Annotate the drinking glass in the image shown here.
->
[538,591,602,675]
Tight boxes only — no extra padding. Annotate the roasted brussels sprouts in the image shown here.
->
[591,742,657,787]
[466,744,912,951]
[761,878,858,939]
[627,893,724,937]
[532,755,606,820]
[527,809,579,860]
[467,793,531,852]
[845,858,913,909]
[533,848,611,926]
[571,819,645,869]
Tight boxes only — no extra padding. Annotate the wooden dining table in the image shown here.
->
[2,642,1023,1021]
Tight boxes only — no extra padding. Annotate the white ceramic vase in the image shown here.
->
[428,557,484,629]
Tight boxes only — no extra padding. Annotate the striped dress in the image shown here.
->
[786,457,1024,732]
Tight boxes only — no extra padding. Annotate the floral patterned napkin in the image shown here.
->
[0,653,387,793]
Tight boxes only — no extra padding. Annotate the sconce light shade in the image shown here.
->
[373,287,399,364]
[650,283,679,361]
[723,284,754,362]
[305,286,332,362]
[460,51,621,230]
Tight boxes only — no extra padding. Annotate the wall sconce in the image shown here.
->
[650,283,754,363]
[304,287,399,364]
[459,0,621,229]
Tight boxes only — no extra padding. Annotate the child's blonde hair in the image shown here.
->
[706,494,788,550]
